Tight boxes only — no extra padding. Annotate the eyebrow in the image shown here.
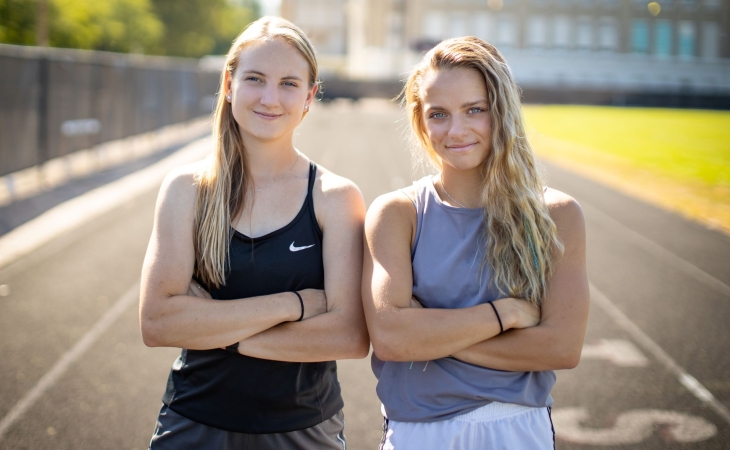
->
[426,99,488,110]
[242,70,303,81]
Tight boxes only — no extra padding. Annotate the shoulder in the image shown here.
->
[159,162,201,200]
[365,188,417,234]
[543,188,585,243]
[312,164,366,228]
[314,164,364,205]
[155,162,203,220]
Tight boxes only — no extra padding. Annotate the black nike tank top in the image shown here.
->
[162,162,343,433]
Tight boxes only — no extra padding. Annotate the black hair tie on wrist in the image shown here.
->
[292,291,304,321]
[489,301,503,334]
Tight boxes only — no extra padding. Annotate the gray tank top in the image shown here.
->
[371,176,555,422]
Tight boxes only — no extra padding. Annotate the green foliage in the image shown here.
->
[49,0,163,52]
[150,0,259,57]
[0,0,260,56]
[0,0,38,45]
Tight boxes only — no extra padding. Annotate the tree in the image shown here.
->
[0,0,260,56]
[49,0,163,53]
[0,0,39,46]
[150,0,259,57]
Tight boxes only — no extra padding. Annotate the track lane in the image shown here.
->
[0,101,727,449]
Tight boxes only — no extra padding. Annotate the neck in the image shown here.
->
[241,131,298,178]
[438,166,482,208]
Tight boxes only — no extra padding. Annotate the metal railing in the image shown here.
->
[0,44,220,177]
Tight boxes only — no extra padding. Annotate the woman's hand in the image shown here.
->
[494,297,540,330]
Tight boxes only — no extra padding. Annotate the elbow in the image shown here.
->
[553,343,583,370]
[345,326,371,359]
[370,334,409,362]
[140,315,166,348]
[558,352,581,370]
[352,338,370,359]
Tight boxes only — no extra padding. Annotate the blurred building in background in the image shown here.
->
[282,0,730,104]
[279,0,349,75]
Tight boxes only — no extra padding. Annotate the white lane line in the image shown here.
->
[0,136,211,271]
[0,283,140,441]
[581,339,649,367]
[590,283,730,425]
[583,203,730,299]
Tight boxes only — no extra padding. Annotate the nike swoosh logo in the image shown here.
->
[289,242,315,252]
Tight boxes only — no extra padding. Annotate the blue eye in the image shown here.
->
[468,107,484,114]
[245,76,261,82]
[429,112,446,119]
[283,81,298,87]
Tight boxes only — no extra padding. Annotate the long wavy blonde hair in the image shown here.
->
[404,37,563,306]
[194,17,318,288]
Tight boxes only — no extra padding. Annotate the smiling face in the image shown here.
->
[419,67,493,173]
[226,38,317,145]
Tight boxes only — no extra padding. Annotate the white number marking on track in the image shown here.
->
[581,339,649,367]
[552,408,717,445]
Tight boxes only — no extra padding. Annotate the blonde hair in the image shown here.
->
[403,37,563,306]
[194,16,318,288]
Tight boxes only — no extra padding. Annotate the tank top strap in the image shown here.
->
[306,161,323,241]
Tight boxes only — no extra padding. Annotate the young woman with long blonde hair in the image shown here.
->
[362,37,589,449]
[140,16,368,449]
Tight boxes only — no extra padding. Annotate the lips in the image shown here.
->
[446,143,477,152]
[253,111,283,120]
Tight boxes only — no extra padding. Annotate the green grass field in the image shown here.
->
[522,105,730,233]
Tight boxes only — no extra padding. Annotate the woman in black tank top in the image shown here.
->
[139,17,368,449]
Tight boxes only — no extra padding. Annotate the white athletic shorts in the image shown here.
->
[379,402,555,450]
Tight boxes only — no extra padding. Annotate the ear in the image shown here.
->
[224,70,232,96]
[305,82,318,106]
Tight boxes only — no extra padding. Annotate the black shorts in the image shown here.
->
[149,404,346,450]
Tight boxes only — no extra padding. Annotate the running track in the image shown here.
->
[0,100,728,449]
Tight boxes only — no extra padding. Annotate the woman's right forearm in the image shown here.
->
[140,291,300,350]
[370,301,512,362]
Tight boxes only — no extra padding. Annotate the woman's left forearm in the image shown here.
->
[237,307,369,362]
[451,322,584,371]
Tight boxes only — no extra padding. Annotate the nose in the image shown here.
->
[259,83,279,108]
[447,116,467,140]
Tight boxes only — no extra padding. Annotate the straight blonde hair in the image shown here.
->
[194,17,318,288]
[403,37,563,306]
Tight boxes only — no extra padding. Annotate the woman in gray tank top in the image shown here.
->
[363,37,589,449]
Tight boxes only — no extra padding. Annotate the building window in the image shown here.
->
[655,20,672,56]
[701,22,719,58]
[598,17,618,51]
[473,13,495,42]
[658,0,674,10]
[497,14,517,48]
[678,20,695,56]
[576,16,593,49]
[631,20,650,53]
[423,11,446,41]
[527,16,548,48]
[679,0,698,9]
[553,15,571,48]
[450,13,469,38]
[704,0,721,10]
[602,0,619,8]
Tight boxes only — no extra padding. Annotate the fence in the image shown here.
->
[0,44,220,177]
